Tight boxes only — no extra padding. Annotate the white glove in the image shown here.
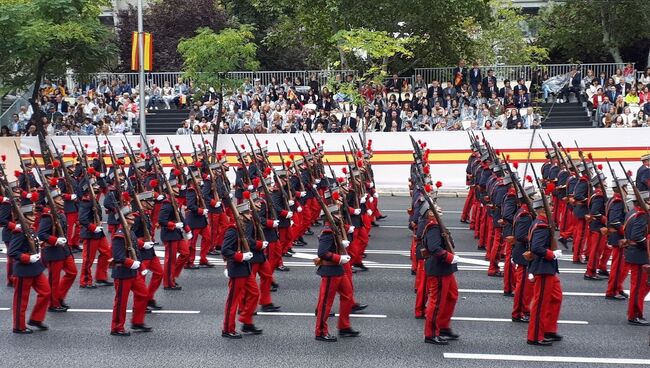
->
[286,211,293,219]
[300,191,307,198]
[25,193,32,199]
[183,232,193,240]
[214,201,222,208]
[93,226,104,234]
[261,241,269,249]
[528,273,534,281]
[229,192,234,199]
[348,225,355,234]
[223,269,229,278]
[296,206,303,213]
[175,222,184,229]
[156,194,165,201]
[315,179,321,184]
[99,173,106,178]
[141,269,149,276]
[290,220,294,226]
[70,194,77,201]
[373,192,379,198]
[56,237,67,246]
[14,224,21,231]
[203,211,209,218]
[369,182,374,188]
[369,196,374,203]
[451,255,459,264]
[29,254,40,263]
[353,208,361,215]
[553,249,563,259]
[312,184,318,190]
[339,255,351,264]
[272,220,279,228]
[242,252,253,261]
[342,240,350,248]
[130,260,141,270]
[366,209,373,216]
[143,241,155,250]
[360,196,367,204]
[247,185,254,191]
[288,200,295,206]
[180,185,187,191]
[1,197,9,203]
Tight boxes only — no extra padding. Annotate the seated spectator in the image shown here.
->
[624,89,640,106]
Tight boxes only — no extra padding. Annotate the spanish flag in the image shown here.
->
[131,32,153,71]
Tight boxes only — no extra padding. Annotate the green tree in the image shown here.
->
[0,0,116,136]
[535,0,650,65]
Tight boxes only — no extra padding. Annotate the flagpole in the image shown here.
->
[137,0,146,137]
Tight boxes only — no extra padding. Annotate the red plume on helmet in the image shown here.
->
[49,178,58,187]
[356,160,364,168]
[422,142,427,148]
[342,167,348,174]
[87,167,96,175]
[627,170,633,177]
[264,167,271,176]
[587,152,593,160]
[137,142,142,148]
[150,139,155,145]
[71,152,77,158]
[116,159,125,166]
[153,147,160,154]
[423,165,430,174]
[332,191,340,201]
[14,170,22,178]
[513,161,519,169]
[243,191,251,200]
[175,145,180,151]
[289,154,295,160]
[506,154,510,160]
[0,154,6,162]
[30,191,39,203]
[195,161,202,168]
[336,177,344,183]
[240,144,246,150]
[84,144,89,149]
[495,149,500,156]
[526,175,533,183]
[256,141,261,148]
[217,154,223,161]
[424,184,432,193]
[221,149,227,155]
[435,181,443,188]
[285,160,292,167]
[597,164,603,170]
[545,182,556,195]
[556,141,563,148]
[89,152,97,158]
[252,177,261,188]
[103,140,107,145]
[356,151,362,158]
[205,140,210,145]
[61,145,66,151]
[321,139,325,145]
[139,153,146,159]
[173,169,181,177]
[52,160,61,168]
[149,179,159,188]
[121,192,131,203]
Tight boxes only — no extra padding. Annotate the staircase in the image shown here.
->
[144,109,190,134]
[539,102,593,129]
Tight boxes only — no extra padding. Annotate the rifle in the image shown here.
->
[276,143,287,170]
[412,165,455,253]
[227,199,250,253]
[14,142,32,193]
[107,191,139,267]
[574,141,594,196]
[122,137,145,192]
[140,135,162,192]
[121,166,155,244]
[29,150,65,238]
[77,140,102,225]
[244,193,266,244]
[607,158,628,212]
[585,150,608,201]
[0,158,39,254]
[95,135,106,174]
[283,141,306,193]
[342,146,361,209]
[170,137,206,209]
[312,187,348,265]
[501,153,535,217]
[51,140,75,195]
[619,161,650,280]
[556,142,580,179]
[148,142,182,224]
[531,163,558,251]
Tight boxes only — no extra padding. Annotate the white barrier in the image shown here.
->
[15,128,650,192]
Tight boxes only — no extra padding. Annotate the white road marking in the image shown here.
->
[381,209,462,214]
[443,353,650,365]
[458,289,649,301]
[378,225,471,230]
[256,311,387,318]
[0,308,200,314]
[451,316,588,324]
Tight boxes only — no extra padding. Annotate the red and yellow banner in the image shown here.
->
[131,32,153,71]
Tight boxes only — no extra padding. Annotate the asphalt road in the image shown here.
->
[1,196,648,368]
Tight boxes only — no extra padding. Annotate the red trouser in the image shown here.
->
[512,264,532,318]
[267,241,283,271]
[250,262,273,306]
[552,195,560,224]
[163,240,189,288]
[586,231,606,276]
[307,198,321,224]
[13,273,50,330]
[627,263,650,320]
[470,200,480,232]
[556,199,566,231]
[111,276,148,332]
[46,255,77,307]
[503,244,515,293]
[108,224,119,235]
[343,262,357,305]
[6,260,14,287]
[278,227,292,260]
[141,257,163,302]
[528,274,563,342]
[559,206,575,239]
[474,205,484,240]
[606,247,629,297]
[65,212,80,246]
[238,274,260,325]
[598,246,612,271]
[188,226,211,265]
[349,227,369,265]
[414,259,427,317]
[461,188,474,222]
[151,203,162,230]
[80,237,111,286]
[488,227,502,275]
[295,202,313,238]
[572,218,587,262]
[315,274,353,337]
[223,277,247,333]
[410,235,417,272]
[424,274,458,338]
[209,212,229,250]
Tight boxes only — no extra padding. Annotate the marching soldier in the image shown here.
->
[527,199,563,346]
[0,180,19,287]
[570,164,589,263]
[109,205,152,336]
[510,185,536,322]
[605,179,629,300]
[37,183,77,312]
[59,158,82,253]
[157,179,190,290]
[185,174,210,269]
[9,203,51,333]
[498,175,517,296]
[256,185,282,311]
[635,154,650,191]
[622,192,650,326]
[584,174,608,280]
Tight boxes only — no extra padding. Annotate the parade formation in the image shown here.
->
[0,129,648,348]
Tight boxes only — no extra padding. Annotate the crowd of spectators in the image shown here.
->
[3,61,649,137]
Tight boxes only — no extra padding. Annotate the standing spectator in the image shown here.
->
[172,77,189,109]
[452,59,468,91]
[469,62,482,91]
[9,114,23,135]
[385,74,403,92]
[482,69,497,92]
[514,89,530,109]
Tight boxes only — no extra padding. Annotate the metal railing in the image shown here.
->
[0,89,32,128]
